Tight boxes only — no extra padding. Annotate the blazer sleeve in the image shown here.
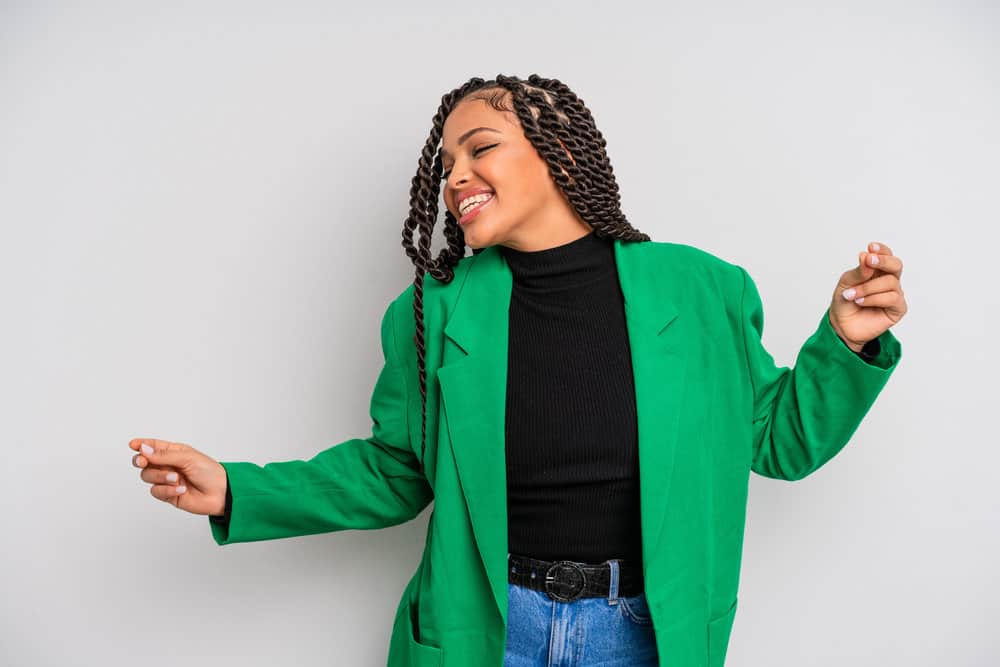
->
[738,266,902,481]
[208,297,433,545]
[207,471,232,526]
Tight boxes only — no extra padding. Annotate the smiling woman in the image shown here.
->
[434,85,610,253]
[399,75,652,477]
[385,74,671,665]
[163,71,904,667]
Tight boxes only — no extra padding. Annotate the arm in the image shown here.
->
[738,266,902,481]
[208,297,432,545]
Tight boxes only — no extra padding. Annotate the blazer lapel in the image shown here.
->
[436,238,687,623]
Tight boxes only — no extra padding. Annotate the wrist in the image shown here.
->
[829,312,864,353]
[839,336,865,354]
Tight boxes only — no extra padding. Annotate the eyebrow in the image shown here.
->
[439,127,502,162]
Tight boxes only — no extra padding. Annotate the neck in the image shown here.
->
[496,205,593,252]
[499,229,615,290]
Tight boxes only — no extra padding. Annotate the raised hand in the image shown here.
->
[129,438,228,515]
[828,241,908,352]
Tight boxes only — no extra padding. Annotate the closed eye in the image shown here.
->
[441,144,499,179]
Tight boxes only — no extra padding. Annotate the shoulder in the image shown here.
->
[620,239,746,292]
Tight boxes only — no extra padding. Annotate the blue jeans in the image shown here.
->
[504,556,659,666]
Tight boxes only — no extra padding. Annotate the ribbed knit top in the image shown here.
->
[499,230,643,567]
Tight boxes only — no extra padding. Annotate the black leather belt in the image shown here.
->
[507,553,644,602]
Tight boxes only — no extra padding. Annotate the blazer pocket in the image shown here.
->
[707,597,738,667]
[402,596,443,666]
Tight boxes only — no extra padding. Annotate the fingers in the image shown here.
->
[867,241,892,256]
[848,245,903,289]
[846,291,899,308]
[129,438,188,469]
[859,242,903,279]
[141,466,184,487]
[840,273,901,303]
[149,482,187,502]
[130,438,188,502]
[129,438,156,468]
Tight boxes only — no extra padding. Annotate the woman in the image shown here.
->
[129,74,906,666]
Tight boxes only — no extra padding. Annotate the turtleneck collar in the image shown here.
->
[498,230,615,290]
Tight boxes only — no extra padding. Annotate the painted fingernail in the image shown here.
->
[869,254,879,265]
[842,288,856,300]
[855,297,865,304]
[176,485,187,494]
[872,243,881,251]
[141,443,153,456]
[166,472,178,483]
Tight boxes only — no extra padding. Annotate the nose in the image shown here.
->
[445,154,474,190]
[447,169,470,190]
[446,173,470,209]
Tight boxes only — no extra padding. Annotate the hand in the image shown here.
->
[129,438,228,515]
[829,241,908,352]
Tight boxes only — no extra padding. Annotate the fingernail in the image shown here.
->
[855,297,865,304]
[869,254,879,265]
[176,485,187,494]
[141,443,153,456]
[872,243,881,251]
[166,472,178,483]
[842,288,856,300]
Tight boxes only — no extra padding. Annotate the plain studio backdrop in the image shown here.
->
[1,1,996,665]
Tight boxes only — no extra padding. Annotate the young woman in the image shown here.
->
[130,74,906,667]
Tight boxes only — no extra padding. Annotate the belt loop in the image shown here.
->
[607,559,620,605]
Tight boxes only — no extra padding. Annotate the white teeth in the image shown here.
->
[459,193,493,215]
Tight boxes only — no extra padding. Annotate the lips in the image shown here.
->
[455,187,494,212]
[459,193,494,225]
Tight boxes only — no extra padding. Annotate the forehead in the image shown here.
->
[443,97,507,128]
[439,99,517,158]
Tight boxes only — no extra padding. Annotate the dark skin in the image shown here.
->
[439,90,586,252]
[128,438,227,514]
[829,241,907,351]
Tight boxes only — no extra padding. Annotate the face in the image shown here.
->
[439,91,585,251]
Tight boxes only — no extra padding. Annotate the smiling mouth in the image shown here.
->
[458,192,494,214]
[459,194,494,224]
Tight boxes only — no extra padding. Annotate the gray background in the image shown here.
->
[2,1,996,665]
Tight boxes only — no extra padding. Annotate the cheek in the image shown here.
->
[519,167,556,208]
[499,161,548,203]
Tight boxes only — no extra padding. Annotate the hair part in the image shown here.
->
[399,73,651,475]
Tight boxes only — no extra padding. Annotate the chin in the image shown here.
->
[461,214,512,250]
[460,225,492,250]
[466,239,489,251]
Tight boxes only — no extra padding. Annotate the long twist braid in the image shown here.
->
[399,74,651,476]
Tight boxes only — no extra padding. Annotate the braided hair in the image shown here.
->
[399,73,651,475]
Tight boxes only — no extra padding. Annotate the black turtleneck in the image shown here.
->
[499,230,643,567]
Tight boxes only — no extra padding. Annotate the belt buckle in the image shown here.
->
[544,560,587,602]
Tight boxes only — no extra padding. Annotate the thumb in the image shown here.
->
[856,250,877,282]
[841,251,875,289]
[136,439,190,469]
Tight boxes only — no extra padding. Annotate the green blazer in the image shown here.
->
[209,238,902,667]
